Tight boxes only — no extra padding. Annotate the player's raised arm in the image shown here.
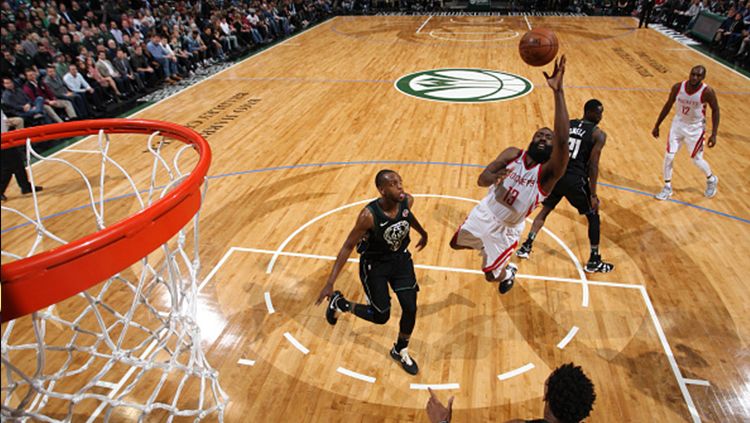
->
[652,83,680,138]
[542,55,570,184]
[316,207,374,304]
[477,147,522,187]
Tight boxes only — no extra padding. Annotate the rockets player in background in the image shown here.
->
[652,65,720,200]
[449,55,570,294]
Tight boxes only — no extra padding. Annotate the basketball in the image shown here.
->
[518,28,559,67]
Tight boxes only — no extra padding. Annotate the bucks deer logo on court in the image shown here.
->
[395,69,533,103]
[384,220,410,251]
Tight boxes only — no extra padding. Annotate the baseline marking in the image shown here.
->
[283,332,310,355]
[238,358,256,366]
[556,326,580,349]
[337,367,376,383]
[498,363,535,381]
[524,15,532,30]
[410,383,460,390]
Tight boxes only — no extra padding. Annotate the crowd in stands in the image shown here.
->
[1,0,334,132]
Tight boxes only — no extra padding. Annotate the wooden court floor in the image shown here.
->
[2,15,750,422]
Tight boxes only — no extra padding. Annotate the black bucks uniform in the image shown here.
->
[357,198,418,313]
[542,119,598,215]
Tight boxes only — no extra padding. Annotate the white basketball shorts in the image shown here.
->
[453,204,523,279]
[667,122,705,158]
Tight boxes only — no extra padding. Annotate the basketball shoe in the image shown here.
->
[326,291,345,325]
[585,254,614,273]
[655,185,672,200]
[705,175,718,198]
[390,345,419,375]
[516,241,533,259]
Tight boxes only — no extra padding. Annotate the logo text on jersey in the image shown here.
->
[395,69,533,103]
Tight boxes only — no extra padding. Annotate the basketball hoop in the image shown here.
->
[1,119,227,421]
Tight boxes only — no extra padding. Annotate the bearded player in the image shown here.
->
[449,55,570,294]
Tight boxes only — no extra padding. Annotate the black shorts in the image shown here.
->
[542,172,594,215]
[359,252,418,313]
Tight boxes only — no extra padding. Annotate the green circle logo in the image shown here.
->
[395,68,533,103]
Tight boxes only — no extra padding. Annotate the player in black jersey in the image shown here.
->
[316,169,428,375]
[516,99,614,273]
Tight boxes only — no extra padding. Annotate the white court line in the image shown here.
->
[410,383,460,390]
[31,17,339,167]
[449,18,505,24]
[639,286,700,422]
[416,15,433,34]
[283,332,310,355]
[524,15,532,30]
[556,326,579,349]
[430,31,514,35]
[428,30,519,42]
[537,223,590,307]
[683,378,711,387]
[238,358,256,366]
[264,292,275,314]
[267,194,592,307]
[337,367,376,383]
[498,363,535,381]
[200,247,237,291]
[237,247,644,289]
[266,198,373,274]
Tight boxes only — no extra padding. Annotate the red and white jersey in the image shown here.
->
[479,151,548,226]
[674,81,708,127]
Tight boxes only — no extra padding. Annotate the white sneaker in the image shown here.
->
[705,175,718,198]
[655,185,673,200]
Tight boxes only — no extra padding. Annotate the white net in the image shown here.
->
[1,128,227,422]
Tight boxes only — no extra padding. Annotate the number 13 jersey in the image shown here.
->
[480,150,548,226]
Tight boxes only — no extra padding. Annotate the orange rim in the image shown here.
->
[1,119,211,323]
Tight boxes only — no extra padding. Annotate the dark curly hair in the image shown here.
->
[545,363,596,423]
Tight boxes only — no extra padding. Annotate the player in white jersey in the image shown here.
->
[449,56,571,294]
[652,65,720,200]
